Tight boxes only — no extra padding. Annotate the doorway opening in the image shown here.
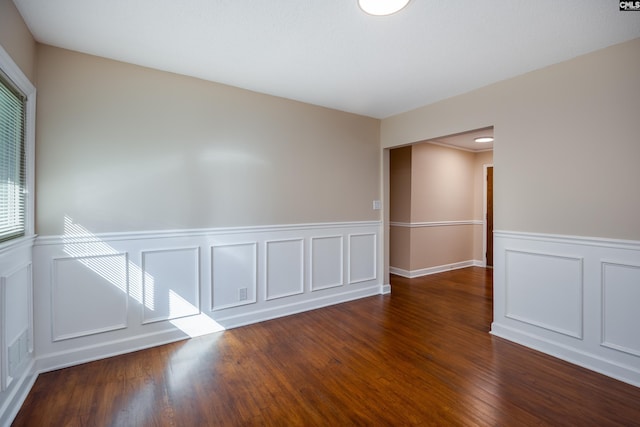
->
[387,127,494,280]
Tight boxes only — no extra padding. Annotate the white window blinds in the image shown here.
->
[0,72,26,243]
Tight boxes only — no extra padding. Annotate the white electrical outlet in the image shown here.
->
[372,200,381,210]
[239,287,248,301]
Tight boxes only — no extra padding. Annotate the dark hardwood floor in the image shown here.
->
[13,267,640,426]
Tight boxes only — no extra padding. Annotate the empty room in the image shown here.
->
[1,0,640,425]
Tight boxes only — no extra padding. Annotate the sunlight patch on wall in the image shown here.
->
[62,215,225,337]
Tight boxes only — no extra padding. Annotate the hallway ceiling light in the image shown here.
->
[358,0,410,16]
[474,137,494,143]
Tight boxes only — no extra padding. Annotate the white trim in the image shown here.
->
[0,262,33,392]
[491,323,640,388]
[0,44,36,240]
[348,233,377,284]
[426,139,494,154]
[210,242,258,311]
[504,249,584,339]
[483,163,494,266]
[600,261,640,357]
[389,220,483,228]
[0,359,35,427]
[264,238,305,301]
[493,230,640,388]
[310,235,344,291]
[390,260,484,278]
[494,230,640,250]
[50,253,129,342]
[35,220,382,246]
[215,284,382,329]
[0,274,5,392]
[34,328,194,374]
[0,236,36,257]
[140,247,201,325]
[32,284,384,375]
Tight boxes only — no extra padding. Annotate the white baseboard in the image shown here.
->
[492,230,640,388]
[0,361,36,427]
[212,284,384,330]
[33,282,384,373]
[491,323,640,388]
[390,260,484,278]
[31,220,383,374]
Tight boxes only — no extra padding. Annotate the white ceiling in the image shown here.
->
[13,0,640,119]
[428,127,494,152]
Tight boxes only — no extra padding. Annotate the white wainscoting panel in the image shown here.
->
[211,242,257,310]
[141,248,200,324]
[52,254,129,341]
[31,221,382,378]
[1,264,32,391]
[0,237,36,427]
[505,250,583,338]
[348,233,376,284]
[601,262,640,357]
[266,239,304,300]
[492,231,640,387]
[311,236,343,291]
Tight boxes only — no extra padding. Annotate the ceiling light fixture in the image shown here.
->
[358,0,411,16]
[474,137,494,143]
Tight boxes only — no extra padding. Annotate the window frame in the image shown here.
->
[0,45,36,249]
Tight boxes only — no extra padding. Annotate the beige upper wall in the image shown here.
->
[389,146,412,223]
[0,0,36,81]
[35,45,381,235]
[473,150,493,220]
[410,143,475,222]
[381,38,640,241]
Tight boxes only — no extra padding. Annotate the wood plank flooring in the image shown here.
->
[13,267,640,426]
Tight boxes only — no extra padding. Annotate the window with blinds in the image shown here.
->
[0,72,26,243]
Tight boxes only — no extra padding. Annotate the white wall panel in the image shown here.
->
[493,231,640,388]
[505,250,583,338]
[30,221,382,383]
[0,237,35,426]
[52,254,128,341]
[601,262,640,357]
[266,239,304,300]
[348,233,376,284]
[211,243,257,310]
[311,236,343,291]
[1,264,32,391]
[2,265,30,350]
[141,248,199,324]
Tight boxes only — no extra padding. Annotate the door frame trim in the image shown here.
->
[483,163,494,267]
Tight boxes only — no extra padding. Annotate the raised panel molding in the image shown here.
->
[30,221,382,393]
[348,233,377,284]
[505,249,583,339]
[1,263,33,391]
[211,242,258,310]
[601,261,640,357]
[52,253,129,341]
[310,236,343,291]
[493,231,640,388]
[141,247,200,324]
[266,239,304,300]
